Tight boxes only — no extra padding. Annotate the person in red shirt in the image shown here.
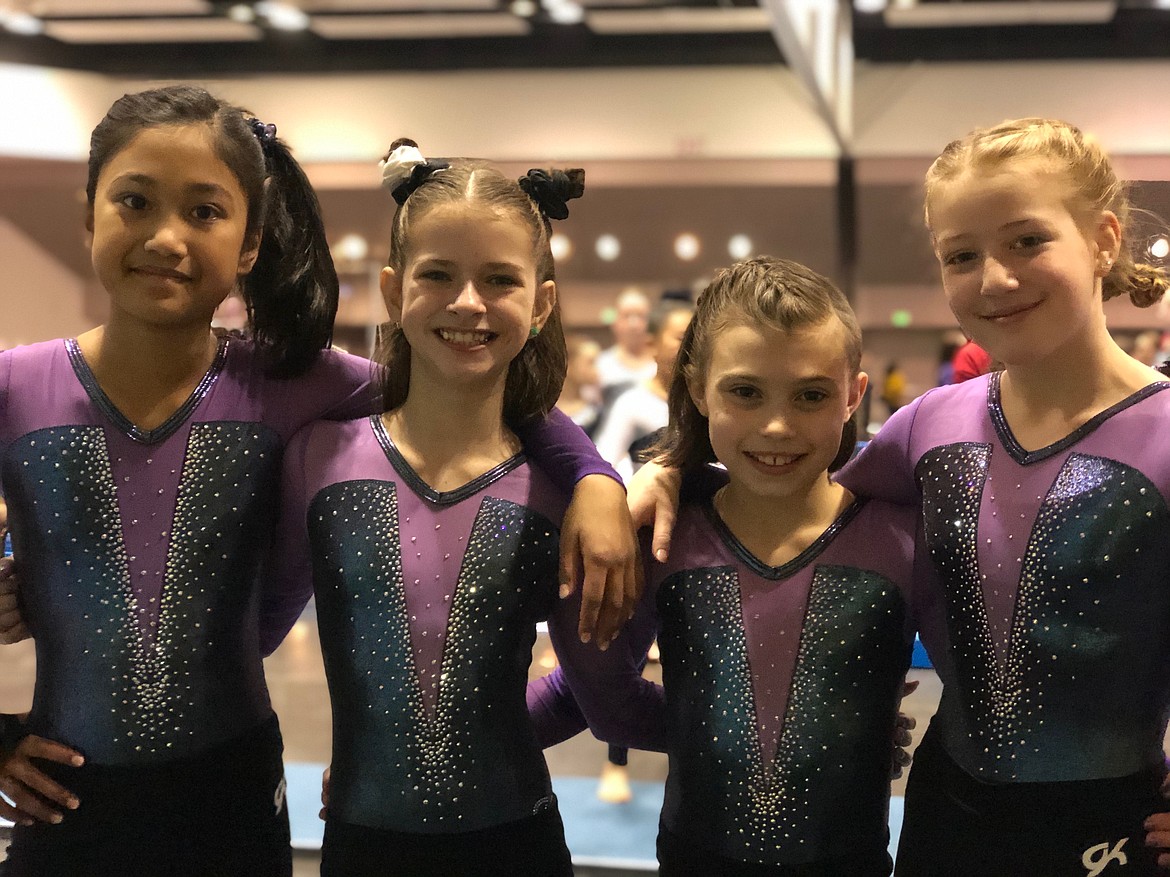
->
[950,339,992,383]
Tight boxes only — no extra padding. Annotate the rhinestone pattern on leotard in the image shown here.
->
[657,563,907,865]
[311,482,561,832]
[3,422,280,762]
[920,446,1170,780]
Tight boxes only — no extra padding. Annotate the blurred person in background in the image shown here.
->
[596,288,656,410]
[951,337,992,383]
[591,295,693,803]
[557,334,603,438]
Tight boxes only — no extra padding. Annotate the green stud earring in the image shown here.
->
[529,325,541,338]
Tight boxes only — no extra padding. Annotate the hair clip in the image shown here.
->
[247,118,277,145]
[518,168,585,221]
[380,142,448,206]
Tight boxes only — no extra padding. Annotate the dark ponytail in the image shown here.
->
[243,137,338,377]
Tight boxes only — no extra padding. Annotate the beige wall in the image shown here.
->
[2,58,1170,372]
[0,216,93,346]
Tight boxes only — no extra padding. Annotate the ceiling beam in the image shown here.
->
[758,0,853,154]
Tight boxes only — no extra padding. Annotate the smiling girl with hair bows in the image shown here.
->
[0,91,633,876]
[274,140,637,876]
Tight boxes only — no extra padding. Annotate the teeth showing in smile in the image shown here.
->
[437,328,494,346]
[746,451,798,467]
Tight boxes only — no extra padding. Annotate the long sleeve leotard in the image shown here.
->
[530,492,917,868]
[838,372,1170,783]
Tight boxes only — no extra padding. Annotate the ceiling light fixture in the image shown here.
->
[334,233,369,263]
[227,4,257,23]
[255,1,309,32]
[674,233,700,261]
[728,234,753,260]
[0,9,43,36]
[550,233,573,262]
[542,0,584,25]
[595,234,620,262]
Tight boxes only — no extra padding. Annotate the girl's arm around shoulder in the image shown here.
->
[857,498,921,642]
[0,348,10,415]
[269,347,383,429]
[518,406,621,491]
[835,390,934,505]
[258,421,324,656]
[536,531,666,752]
[521,408,641,649]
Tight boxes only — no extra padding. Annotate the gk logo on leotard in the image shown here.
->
[1082,838,1128,876]
[274,776,288,816]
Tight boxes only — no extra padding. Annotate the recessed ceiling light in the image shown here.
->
[228,4,256,23]
[728,234,752,260]
[595,234,620,262]
[550,233,573,262]
[674,233,700,261]
[334,233,369,262]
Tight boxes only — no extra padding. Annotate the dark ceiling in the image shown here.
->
[0,1,1168,77]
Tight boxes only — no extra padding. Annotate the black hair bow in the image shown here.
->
[518,168,585,221]
[392,161,450,206]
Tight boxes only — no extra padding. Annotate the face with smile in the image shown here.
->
[381,202,555,398]
[928,162,1119,368]
[88,123,259,331]
[690,317,865,509]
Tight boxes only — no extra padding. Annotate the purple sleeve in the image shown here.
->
[258,425,317,656]
[526,666,590,748]
[284,349,382,424]
[517,408,621,493]
[536,545,667,752]
[835,394,924,506]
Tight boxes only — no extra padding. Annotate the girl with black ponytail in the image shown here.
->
[0,92,633,876]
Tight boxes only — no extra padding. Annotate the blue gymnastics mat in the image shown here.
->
[911,635,932,669]
[285,763,906,867]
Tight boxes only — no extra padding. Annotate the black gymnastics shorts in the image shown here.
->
[895,724,1169,877]
[1,714,292,877]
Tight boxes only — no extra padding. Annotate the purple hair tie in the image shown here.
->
[247,118,277,145]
